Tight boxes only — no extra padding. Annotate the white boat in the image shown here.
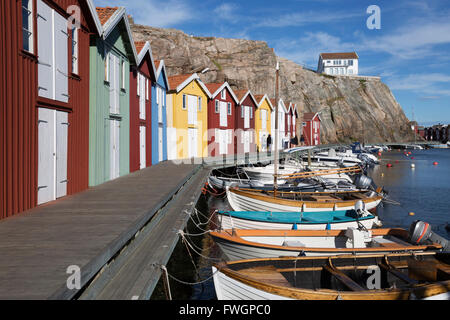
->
[217,210,380,231]
[210,228,443,261]
[212,252,450,300]
[225,187,383,213]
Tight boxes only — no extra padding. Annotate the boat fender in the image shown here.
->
[355,200,366,216]
[326,223,331,230]
[292,224,298,230]
[409,221,450,251]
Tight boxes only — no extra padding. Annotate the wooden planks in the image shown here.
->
[0,161,201,300]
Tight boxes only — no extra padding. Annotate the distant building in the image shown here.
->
[318,52,359,76]
[302,113,322,146]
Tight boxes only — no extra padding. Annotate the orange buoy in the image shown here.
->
[409,212,415,216]
[433,162,438,166]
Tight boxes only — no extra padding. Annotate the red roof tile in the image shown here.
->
[168,74,194,91]
[303,112,320,121]
[320,52,358,60]
[134,41,146,54]
[96,7,119,26]
[234,89,249,101]
[205,83,224,97]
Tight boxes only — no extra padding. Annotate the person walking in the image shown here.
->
[266,134,272,155]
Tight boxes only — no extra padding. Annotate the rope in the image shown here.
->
[153,263,222,286]
[178,230,223,262]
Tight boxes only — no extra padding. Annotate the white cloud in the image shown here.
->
[94,0,194,28]
[387,73,450,96]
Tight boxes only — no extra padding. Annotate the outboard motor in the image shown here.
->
[354,174,374,190]
[354,200,366,217]
[409,221,450,252]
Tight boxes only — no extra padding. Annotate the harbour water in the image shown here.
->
[152,148,450,300]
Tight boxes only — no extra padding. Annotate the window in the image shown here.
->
[250,106,253,119]
[71,28,78,74]
[105,53,110,82]
[302,122,307,127]
[349,69,353,75]
[348,60,353,66]
[198,96,202,111]
[227,102,232,115]
[182,94,186,109]
[121,60,126,90]
[146,79,149,100]
[22,0,33,53]
[241,106,244,118]
[221,89,226,99]
[215,100,219,113]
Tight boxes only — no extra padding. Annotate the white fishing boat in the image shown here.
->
[210,228,443,261]
[212,252,450,300]
[217,209,380,231]
[226,187,383,213]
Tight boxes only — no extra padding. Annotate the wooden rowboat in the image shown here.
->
[226,187,383,213]
[212,252,450,300]
[210,228,443,261]
[217,210,380,231]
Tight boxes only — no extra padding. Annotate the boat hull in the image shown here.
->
[217,213,378,231]
[226,188,382,213]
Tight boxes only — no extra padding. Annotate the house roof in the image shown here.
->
[154,60,170,90]
[96,7,119,25]
[255,94,274,111]
[95,6,138,64]
[167,73,211,97]
[270,98,287,113]
[234,89,259,107]
[134,41,157,82]
[204,82,239,104]
[303,112,322,122]
[320,52,359,60]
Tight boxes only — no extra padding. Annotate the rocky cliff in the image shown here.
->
[131,23,416,144]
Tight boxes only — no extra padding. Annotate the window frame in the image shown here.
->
[198,96,202,112]
[182,94,187,110]
[227,102,232,115]
[221,89,226,99]
[22,0,34,54]
[71,27,78,74]
[215,100,219,113]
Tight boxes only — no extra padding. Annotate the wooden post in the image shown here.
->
[161,265,172,301]
[274,61,280,197]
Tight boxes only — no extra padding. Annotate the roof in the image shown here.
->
[320,52,359,60]
[255,94,274,111]
[204,82,239,104]
[270,98,287,113]
[233,89,259,107]
[154,60,161,70]
[96,7,119,25]
[167,73,211,97]
[134,41,157,81]
[95,7,137,65]
[303,112,322,122]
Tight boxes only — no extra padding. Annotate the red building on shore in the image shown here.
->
[129,41,156,172]
[234,89,259,154]
[302,112,322,146]
[0,0,101,219]
[206,82,239,157]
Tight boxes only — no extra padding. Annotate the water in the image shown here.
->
[154,149,450,300]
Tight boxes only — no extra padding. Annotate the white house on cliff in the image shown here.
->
[317,52,359,76]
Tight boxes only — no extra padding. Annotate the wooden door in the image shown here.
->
[187,95,197,125]
[139,126,146,169]
[188,128,197,158]
[158,125,163,162]
[110,119,120,179]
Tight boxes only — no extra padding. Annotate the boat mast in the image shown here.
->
[274,61,280,195]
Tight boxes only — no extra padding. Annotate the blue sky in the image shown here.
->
[95,0,450,126]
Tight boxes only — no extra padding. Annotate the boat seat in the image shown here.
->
[238,266,293,288]
[323,264,365,291]
[282,240,306,247]
[310,195,339,202]
[379,260,419,285]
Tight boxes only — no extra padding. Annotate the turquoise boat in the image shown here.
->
[217,210,380,230]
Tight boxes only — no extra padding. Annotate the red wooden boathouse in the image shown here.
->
[129,41,156,172]
[0,0,101,219]
[234,89,258,154]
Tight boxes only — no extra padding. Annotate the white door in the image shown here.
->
[37,0,53,100]
[158,125,164,162]
[244,106,250,129]
[188,128,197,158]
[110,120,120,179]
[139,126,146,169]
[139,73,146,119]
[38,108,55,205]
[37,108,68,205]
[244,131,250,153]
[261,110,267,130]
[218,129,227,155]
[109,53,120,114]
[187,95,197,125]
[55,111,68,198]
[219,101,227,127]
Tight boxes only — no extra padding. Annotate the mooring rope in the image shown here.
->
[178,230,223,262]
[153,263,222,286]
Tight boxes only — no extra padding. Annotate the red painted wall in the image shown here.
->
[235,94,257,154]
[303,118,321,146]
[207,87,237,157]
[0,0,95,219]
[129,54,152,173]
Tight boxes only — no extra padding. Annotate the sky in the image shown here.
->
[94,0,450,126]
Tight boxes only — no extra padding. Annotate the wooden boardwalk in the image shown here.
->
[0,161,201,299]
